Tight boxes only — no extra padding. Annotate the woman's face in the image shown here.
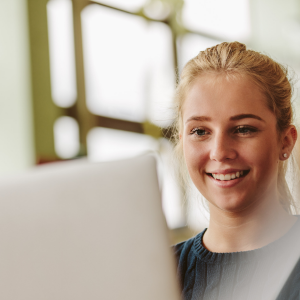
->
[181,74,282,213]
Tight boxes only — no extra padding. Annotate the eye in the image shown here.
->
[234,125,258,135]
[190,127,209,136]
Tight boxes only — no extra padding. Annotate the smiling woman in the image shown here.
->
[182,74,293,215]
[172,42,300,300]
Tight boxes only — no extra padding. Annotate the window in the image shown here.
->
[36,0,251,232]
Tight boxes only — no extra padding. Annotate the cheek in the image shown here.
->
[244,136,280,179]
[183,138,207,174]
[258,149,279,177]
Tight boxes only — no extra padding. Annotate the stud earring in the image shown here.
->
[283,153,288,158]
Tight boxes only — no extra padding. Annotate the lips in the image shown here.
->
[205,169,250,188]
[206,170,250,181]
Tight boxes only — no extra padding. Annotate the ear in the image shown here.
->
[179,133,182,140]
[280,125,297,160]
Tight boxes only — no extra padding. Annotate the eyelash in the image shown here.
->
[234,125,258,135]
[190,125,258,137]
[190,128,209,137]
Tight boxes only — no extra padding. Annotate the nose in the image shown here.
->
[209,132,237,162]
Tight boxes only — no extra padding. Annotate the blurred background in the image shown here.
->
[1,0,300,242]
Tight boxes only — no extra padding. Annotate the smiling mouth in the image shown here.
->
[207,170,250,181]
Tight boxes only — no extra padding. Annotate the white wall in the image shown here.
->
[249,0,300,121]
[0,0,34,176]
[250,0,300,65]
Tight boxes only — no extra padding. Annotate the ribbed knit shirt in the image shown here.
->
[174,217,300,300]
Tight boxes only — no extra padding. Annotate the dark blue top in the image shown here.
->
[173,218,300,300]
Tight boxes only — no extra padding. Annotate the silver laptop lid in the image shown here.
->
[0,154,181,300]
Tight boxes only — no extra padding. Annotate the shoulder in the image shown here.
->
[171,231,205,296]
[172,236,196,262]
[277,217,300,299]
[277,258,300,299]
[172,230,206,273]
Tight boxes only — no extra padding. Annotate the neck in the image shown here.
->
[203,195,297,253]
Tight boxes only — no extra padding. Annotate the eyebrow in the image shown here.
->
[229,114,265,122]
[185,116,211,124]
[185,114,265,124]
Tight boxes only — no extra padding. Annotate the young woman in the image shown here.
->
[173,42,300,300]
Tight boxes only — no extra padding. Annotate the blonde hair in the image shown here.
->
[173,41,298,214]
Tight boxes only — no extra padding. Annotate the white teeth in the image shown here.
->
[211,171,246,181]
[224,174,231,180]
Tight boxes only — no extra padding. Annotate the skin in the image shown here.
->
[181,73,297,253]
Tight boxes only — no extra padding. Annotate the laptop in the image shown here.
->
[0,154,181,300]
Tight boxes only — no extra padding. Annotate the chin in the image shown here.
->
[208,195,254,213]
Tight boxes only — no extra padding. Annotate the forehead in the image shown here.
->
[182,73,273,123]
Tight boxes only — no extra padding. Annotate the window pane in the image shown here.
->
[143,1,171,20]
[82,5,148,122]
[82,5,175,125]
[182,0,251,41]
[87,128,159,162]
[177,34,220,71]
[54,116,80,159]
[146,22,175,127]
[47,0,77,107]
[91,0,148,13]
